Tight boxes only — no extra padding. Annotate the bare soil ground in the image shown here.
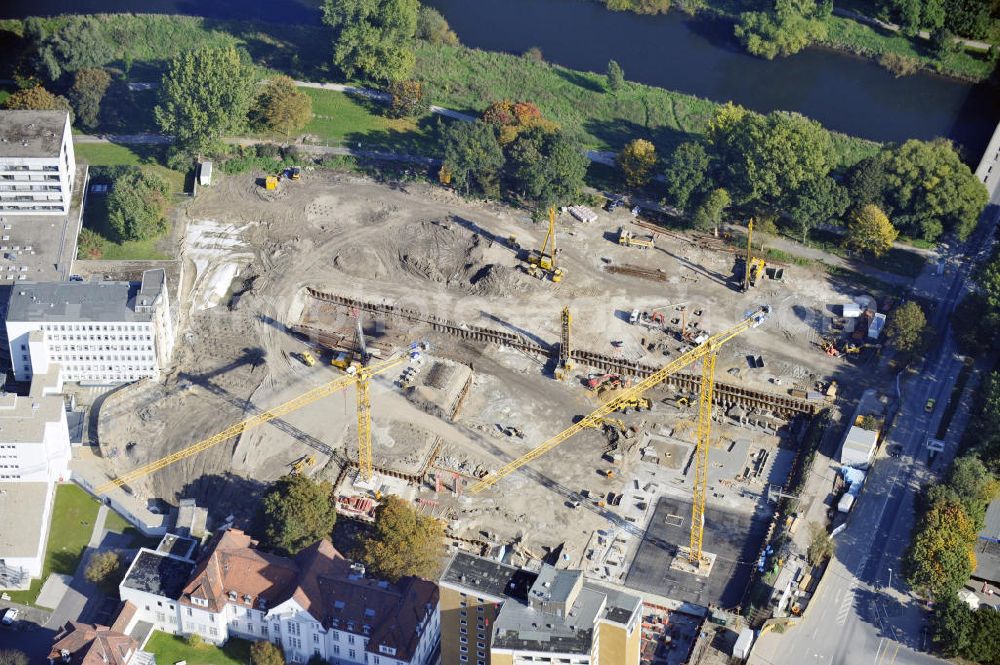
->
[95,169,883,562]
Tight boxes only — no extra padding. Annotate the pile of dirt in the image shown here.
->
[468,264,535,297]
[332,219,486,287]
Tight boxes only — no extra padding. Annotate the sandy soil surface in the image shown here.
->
[95,169,882,557]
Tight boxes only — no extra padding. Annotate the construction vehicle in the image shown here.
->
[617,227,654,249]
[331,351,354,370]
[527,207,565,282]
[289,166,302,180]
[290,455,315,474]
[586,373,621,393]
[93,352,407,495]
[600,469,614,478]
[742,219,767,291]
[615,396,652,413]
[300,351,317,367]
[469,304,771,568]
[581,416,629,433]
[555,307,573,380]
[746,257,766,288]
[265,175,279,191]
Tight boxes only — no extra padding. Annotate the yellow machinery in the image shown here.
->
[617,227,654,249]
[615,396,651,412]
[468,305,771,565]
[528,207,564,282]
[290,454,315,474]
[330,351,353,370]
[555,307,573,380]
[742,219,766,290]
[94,353,405,495]
[301,351,317,367]
[265,175,279,190]
[581,416,629,432]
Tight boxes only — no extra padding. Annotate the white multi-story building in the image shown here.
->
[6,269,174,384]
[0,110,76,215]
[119,529,440,665]
[0,369,71,587]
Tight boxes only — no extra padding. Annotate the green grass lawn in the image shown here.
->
[75,143,185,261]
[6,484,101,606]
[413,43,880,166]
[295,87,440,155]
[145,632,253,665]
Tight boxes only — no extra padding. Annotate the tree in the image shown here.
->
[106,169,170,242]
[256,75,312,135]
[663,141,711,211]
[441,120,505,198]
[250,641,285,665]
[880,139,987,241]
[506,127,588,209]
[606,59,625,92]
[845,155,888,209]
[691,188,731,235]
[155,46,256,153]
[84,550,121,584]
[617,139,658,188]
[416,6,459,45]
[481,100,555,146]
[604,0,671,14]
[945,456,998,527]
[944,0,991,38]
[387,80,429,118]
[735,0,829,60]
[786,176,849,242]
[807,522,833,566]
[886,300,927,353]
[68,68,112,130]
[30,16,117,82]
[905,494,977,599]
[0,651,29,665]
[360,496,444,582]
[322,0,419,83]
[845,204,897,257]
[707,105,834,208]
[931,595,973,657]
[4,85,72,118]
[258,474,336,557]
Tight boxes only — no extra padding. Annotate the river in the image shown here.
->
[4,0,998,160]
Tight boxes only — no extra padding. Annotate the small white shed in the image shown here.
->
[198,161,213,187]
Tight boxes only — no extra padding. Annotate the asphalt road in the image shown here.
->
[751,189,1000,665]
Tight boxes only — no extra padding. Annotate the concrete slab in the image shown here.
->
[624,496,771,609]
[36,573,72,610]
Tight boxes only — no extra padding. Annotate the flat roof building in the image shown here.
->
[6,269,175,384]
[440,553,642,665]
[0,110,76,216]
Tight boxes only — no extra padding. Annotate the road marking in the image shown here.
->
[836,584,855,626]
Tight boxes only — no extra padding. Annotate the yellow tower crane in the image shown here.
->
[555,307,572,380]
[94,354,405,495]
[468,306,771,566]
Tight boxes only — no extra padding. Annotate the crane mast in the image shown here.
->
[469,306,769,494]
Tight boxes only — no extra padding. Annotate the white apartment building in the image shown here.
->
[119,530,440,665]
[0,110,76,215]
[6,269,174,384]
[0,369,71,587]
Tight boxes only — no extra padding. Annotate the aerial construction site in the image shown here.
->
[92,168,884,612]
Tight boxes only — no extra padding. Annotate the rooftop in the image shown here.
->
[6,279,155,324]
[48,620,137,665]
[0,389,65,444]
[0,110,69,158]
[440,551,537,601]
[492,584,604,655]
[121,549,194,600]
[974,499,1000,583]
[156,533,197,560]
[0,481,49,558]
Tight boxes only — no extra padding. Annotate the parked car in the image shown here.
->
[925,398,936,413]
[1,608,19,625]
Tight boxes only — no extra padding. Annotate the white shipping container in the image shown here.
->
[869,313,887,340]
[842,303,861,318]
[733,628,755,659]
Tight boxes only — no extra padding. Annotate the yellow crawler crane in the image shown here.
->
[95,354,405,495]
[555,307,573,380]
[469,305,771,566]
[528,207,564,282]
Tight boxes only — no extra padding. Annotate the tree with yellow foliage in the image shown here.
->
[617,138,658,188]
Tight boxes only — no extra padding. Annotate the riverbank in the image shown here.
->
[0,13,881,165]
[594,0,997,82]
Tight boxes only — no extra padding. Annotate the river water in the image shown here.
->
[4,0,998,159]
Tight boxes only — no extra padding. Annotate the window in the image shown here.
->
[461,646,469,653]
[460,657,468,663]
[348,635,355,645]
[313,634,319,644]
[289,622,300,636]
[209,628,218,637]
[349,650,355,659]
[460,637,468,644]
[460,627,467,635]
[333,646,340,655]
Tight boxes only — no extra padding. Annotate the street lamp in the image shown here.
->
[888,567,893,591]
